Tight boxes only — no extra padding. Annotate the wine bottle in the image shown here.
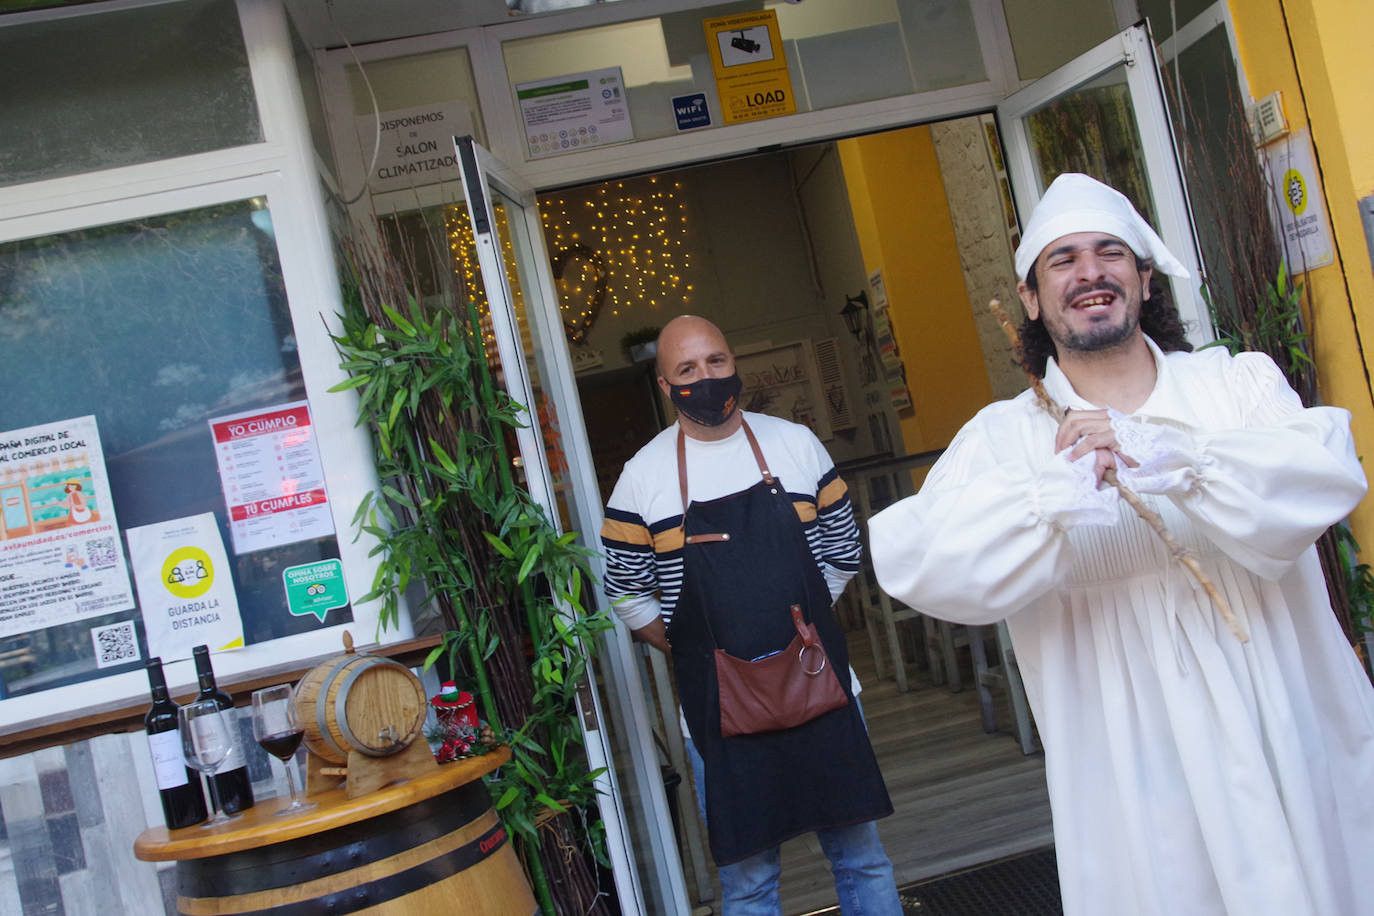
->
[192,644,255,814]
[144,658,208,830]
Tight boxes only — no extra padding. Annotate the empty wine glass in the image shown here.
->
[251,684,316,816]
[179,699,241,828]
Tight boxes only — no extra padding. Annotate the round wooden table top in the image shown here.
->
[134,746,509,862]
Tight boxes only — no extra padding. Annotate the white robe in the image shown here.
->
[869,339,1374,916]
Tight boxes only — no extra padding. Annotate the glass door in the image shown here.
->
[453,136,691,916]
[997,23,1213,342]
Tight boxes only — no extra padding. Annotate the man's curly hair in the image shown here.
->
[1017,255,1192,378]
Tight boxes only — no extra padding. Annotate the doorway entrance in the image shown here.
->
[554,114,1054,913]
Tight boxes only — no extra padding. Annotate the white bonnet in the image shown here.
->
[1014,173,1189,281]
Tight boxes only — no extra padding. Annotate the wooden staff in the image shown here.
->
[989,298,1249,643]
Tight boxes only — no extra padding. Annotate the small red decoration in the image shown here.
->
[428,681,489,762]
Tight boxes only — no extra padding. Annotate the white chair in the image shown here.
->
[967,621,1038,755]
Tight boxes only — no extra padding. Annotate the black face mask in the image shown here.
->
[668,373,743,427]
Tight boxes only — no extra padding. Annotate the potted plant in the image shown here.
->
[620,325,661,363]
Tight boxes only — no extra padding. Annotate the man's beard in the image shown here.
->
[1044,280,1140,354]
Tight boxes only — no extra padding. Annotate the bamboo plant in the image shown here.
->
[1168,58,1374,653]
[328,226,615,916]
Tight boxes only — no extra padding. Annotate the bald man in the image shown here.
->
[600,316,900,915]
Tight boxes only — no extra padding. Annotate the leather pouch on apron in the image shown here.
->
[715,604,848,736]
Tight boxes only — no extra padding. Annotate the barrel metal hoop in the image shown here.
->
[334,656,415,756]
[181,819,510,916]
[313,655,358,760]
[177,779,491,898]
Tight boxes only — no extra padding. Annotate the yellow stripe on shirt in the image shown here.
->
[817,476,849,510]
[653,526,685,553]
[602,517,651,546]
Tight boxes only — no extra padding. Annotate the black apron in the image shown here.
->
[668,420,892,865]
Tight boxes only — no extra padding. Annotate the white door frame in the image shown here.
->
[454,135,691,916]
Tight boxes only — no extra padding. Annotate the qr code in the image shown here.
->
[84,537,118,570]
[92,621,140,668]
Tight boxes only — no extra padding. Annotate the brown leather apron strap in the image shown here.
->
[677,417,772,511]
[740,420,775,485]
[677,426,690,516]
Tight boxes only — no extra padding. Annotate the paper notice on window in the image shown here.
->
[517,67,634,160]
[209,401,335,555]
[128,512,243,658]
[356,101,473,194]
[0,415,135,639]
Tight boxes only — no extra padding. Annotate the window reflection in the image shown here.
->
[502,0,987,150]
[0,200,349,698]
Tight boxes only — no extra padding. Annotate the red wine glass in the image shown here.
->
[250,684,316,816]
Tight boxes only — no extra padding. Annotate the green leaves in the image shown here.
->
[331,237,614,910]
[517,542,543,583]
[1204,259,1315,405]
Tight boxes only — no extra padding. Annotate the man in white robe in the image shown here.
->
[869,173,1374,915]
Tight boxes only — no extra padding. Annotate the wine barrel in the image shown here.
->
[172,777,538,916]
[293,650,427,765]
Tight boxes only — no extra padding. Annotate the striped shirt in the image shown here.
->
[600,412,861,631]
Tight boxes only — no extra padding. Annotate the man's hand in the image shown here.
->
[1056,408,1139,484]
[632,617,670,653]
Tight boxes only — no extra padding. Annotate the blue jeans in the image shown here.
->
[684,704,902,916]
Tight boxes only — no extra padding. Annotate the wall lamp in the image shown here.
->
[839,290,870,341]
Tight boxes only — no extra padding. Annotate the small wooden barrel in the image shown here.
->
[294,650,427,765]
[172,778,537,916]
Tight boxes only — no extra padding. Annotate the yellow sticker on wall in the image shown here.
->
[703,10,796,126]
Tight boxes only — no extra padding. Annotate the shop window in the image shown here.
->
[1000,0,1118,81]
[1137,0,1217,42]
[0,199,350,700]
[501,0,988,153]
[0,0,262,188]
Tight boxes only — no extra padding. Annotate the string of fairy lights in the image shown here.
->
[444,202,517,345]
[444,176,691,349]
[539,177,692,337]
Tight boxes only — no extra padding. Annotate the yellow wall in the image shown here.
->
[1228,0,1374,549]
[838,127,992,454]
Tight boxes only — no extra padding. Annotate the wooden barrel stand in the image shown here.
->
[135,748,536,916]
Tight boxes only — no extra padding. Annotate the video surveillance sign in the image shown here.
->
[703,10,796,126]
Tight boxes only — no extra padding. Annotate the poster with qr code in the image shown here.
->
[209,401,336,555]
[91,620,141,669]
[0,415,136,640]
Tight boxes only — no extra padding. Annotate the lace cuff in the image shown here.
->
[1039,449,1119,528]
[1110,410,1198,495]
